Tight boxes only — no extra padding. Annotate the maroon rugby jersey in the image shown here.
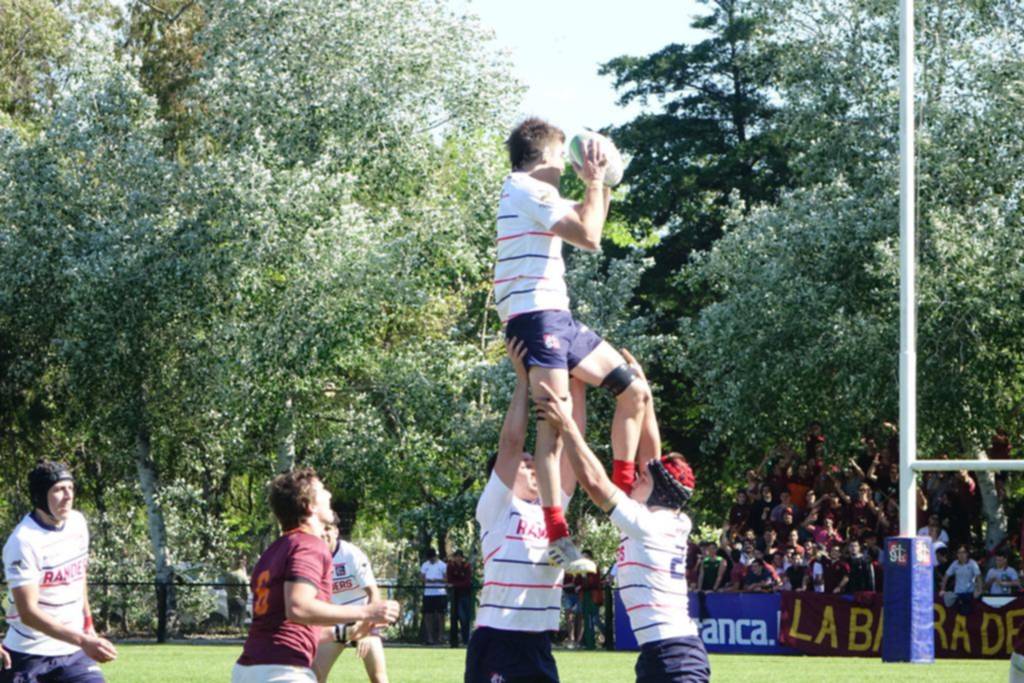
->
[237,528,332,669]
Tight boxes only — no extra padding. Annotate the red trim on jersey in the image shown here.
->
[497,231,554,242]
[625,602,679,612]
[503,535,548,545]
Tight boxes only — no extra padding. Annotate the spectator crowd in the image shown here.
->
[693,423,1020,604]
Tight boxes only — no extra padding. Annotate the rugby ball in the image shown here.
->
[568,131,625,187]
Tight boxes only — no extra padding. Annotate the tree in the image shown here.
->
[120,0,205,152]
[184,0,515,474]
[0,51,239,627]
[595,0,794,470]
[600,0,791,322]
[0,0,69,124]
[0,0,119,129]
[683,0,1024,542]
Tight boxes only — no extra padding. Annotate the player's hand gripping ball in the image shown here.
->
[568,130,625,187]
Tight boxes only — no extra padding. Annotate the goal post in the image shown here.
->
[885,0,1024,663]
[885,0,932,663]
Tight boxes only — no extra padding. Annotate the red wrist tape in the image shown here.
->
[84,613,94,631]
[612,461,636,494]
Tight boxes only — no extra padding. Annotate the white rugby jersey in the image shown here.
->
[3,511,90,656]
[493,172,576,323]
[610,495,700,646]
[475,472,569,632]
[329,540,376,608]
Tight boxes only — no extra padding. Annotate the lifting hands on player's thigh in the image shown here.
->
[619,348,647,383]
[527,365,571,434]
[528,366,571,404]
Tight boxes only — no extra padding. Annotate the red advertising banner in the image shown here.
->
[779,592,1024,659]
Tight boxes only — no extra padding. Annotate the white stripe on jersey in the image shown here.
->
[475,472,568,633]
[610,495,700,646]
[3,511,90,656]
[330,540,376,608]
[493,173,574,322]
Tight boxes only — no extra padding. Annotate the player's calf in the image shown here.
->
[528,366,573,545]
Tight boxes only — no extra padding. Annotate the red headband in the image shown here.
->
[660,456,695,490]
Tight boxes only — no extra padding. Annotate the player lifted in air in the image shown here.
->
[495,118,651,570]
[536,357,711,683]
[2,461,118,683]
[233,468,399,683]
[313,513,389,683]
[464,339,582,683]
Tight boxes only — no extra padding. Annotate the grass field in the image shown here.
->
[98,643,1007,682]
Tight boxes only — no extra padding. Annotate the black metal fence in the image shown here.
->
[2,580,617,648]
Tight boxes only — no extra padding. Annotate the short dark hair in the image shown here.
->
[426,547,438,560]
[268,467,320,531]
[506,118,565,170]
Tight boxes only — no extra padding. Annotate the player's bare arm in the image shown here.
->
[11,584,117,663]
[494,338,531,489]
[82,581,95,635]
[284,580,399,627]
[536,381,619,512]
[0,643,10,670]
[550,139,609,251]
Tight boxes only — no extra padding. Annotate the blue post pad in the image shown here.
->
[882,536,935,663]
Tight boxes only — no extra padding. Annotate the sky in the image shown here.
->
[450,0,709,137]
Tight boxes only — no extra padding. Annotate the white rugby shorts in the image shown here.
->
[231,663,317,683]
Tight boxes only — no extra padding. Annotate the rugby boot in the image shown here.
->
[547,536,597,575]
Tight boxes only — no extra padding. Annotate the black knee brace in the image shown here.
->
[600,364,637,396]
